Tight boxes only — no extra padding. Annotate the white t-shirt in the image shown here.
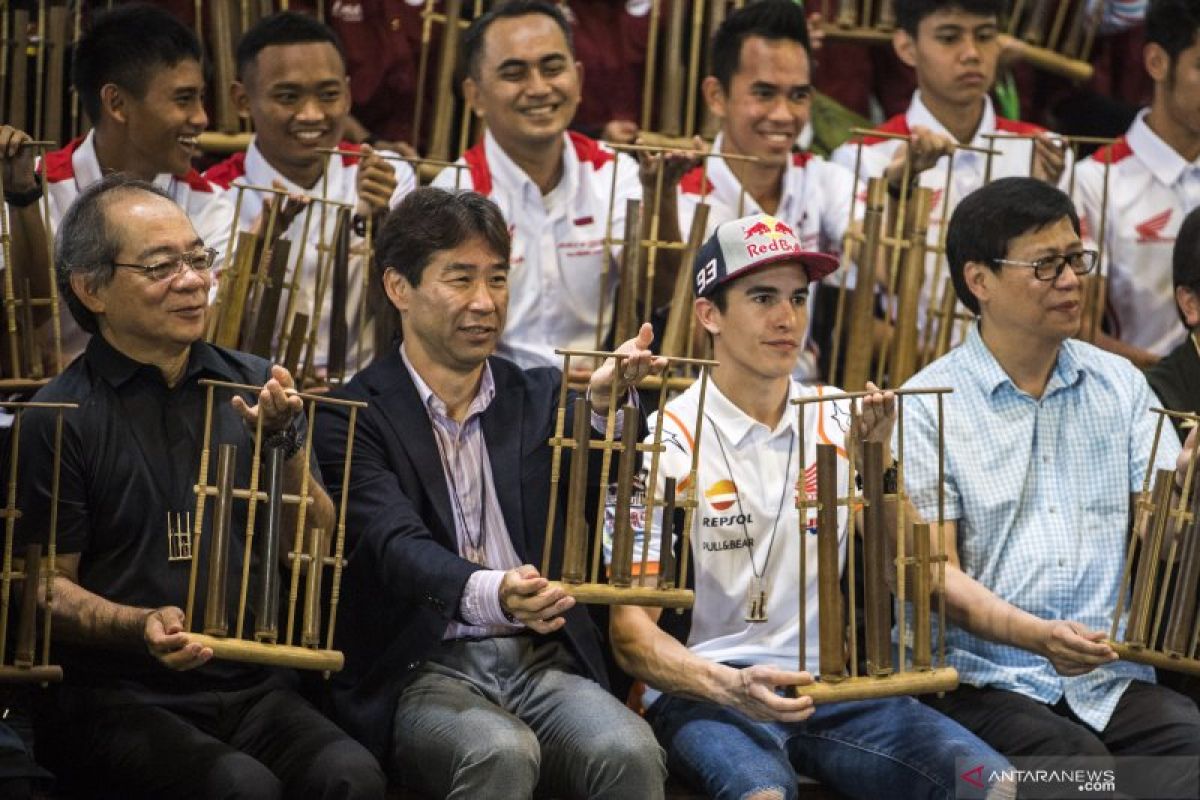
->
[430,130,642,368]
[205,138,415,374]
[616,378,851,703]
[1073,109,1195,356]
[830,92,1064,340]
[42,130,237,363]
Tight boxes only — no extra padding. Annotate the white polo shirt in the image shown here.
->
[205,138,415,374]
[678,134,859,379]
[625,377,850,699]
[42,131,236,363]
[831,93,1060,336]
[430,130,642,368]
[1073,110,1195,356]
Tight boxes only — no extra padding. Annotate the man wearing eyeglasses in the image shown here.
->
[14,174,385,798]
[897,177,1200,766]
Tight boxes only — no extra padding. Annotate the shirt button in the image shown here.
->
[1049,506,1057,513]
[1058,559,1066,567]
[390,17,402,30]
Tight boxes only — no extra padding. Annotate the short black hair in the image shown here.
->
[946,177,1079,316]
[56,174,175,335]
[1146,0,1200,67]
[895,0,1007,37]
[72,3,203,125]
[235,11,346,81]
[1174,207,1200,294]
[375,188,511,291]
[462,0,574,80]
[710,0,811,90]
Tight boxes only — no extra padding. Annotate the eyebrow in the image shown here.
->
[442,261,510,274]
[749,81,811,92]
[495,53,567,71]
[134,238,204,260]
[269,79,344,91]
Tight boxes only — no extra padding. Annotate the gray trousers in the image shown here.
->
[392,635,666,800]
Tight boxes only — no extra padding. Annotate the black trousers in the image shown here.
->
[923,680,1200,758]
[39,679,385,800]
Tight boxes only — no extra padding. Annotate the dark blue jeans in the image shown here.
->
[648,689,1012,800]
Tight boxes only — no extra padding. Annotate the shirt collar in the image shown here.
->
[76,130,177,194]
[85,334,235,390]
[705,375,801,448]
[484,129,579,211]
[399,342,496,421]
[245,136,347,196]
[1126,108,1200,188]
[707,132,799,216]
[906,91,997,149]
[963,321,1084,398]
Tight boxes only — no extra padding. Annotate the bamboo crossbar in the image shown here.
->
[229,182,355,209]
[197,379,369,409]
[315,147,470,172]
[847,127,1001,156]
[188,633,344,671]
[607,142,761,163]
[552,348,719,368]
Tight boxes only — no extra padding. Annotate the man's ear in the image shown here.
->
[893,29,917,69]
[962,261,992,310]
[463,76,483,119]
[70,272,106,317]
[382,267,412,315]
[231,80,252,121]
[1145,41,1171,84]
[1177,285,1200,329]
[694,296,721,337]
[99,83,126,125]
[701,76,727,120]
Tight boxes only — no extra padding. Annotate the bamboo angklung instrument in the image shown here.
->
[886,187,933,386]
[183,380,367,672]
[246,239,293,358]
[209,0,238,133]
[792,387,957,703]
[428,0,464,163]
[325,206,352,384]
[1107,408,1200,676]
[839,178,887,391]
[541,350,716,608]
[0,401,72,684]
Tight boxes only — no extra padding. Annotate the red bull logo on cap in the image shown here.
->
[741,214,801,258]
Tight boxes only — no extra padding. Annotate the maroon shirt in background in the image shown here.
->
[566,0,656,137]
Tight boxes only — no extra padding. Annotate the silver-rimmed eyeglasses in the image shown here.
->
[112,247,218,283]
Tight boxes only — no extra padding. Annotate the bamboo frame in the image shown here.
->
[0,400,75,684]
[182,379,366,672]
[791,386,956,703]
[540,349,717,609]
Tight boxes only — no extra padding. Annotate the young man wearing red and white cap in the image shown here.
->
[608,212,1012,800]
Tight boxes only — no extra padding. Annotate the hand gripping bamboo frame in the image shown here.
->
[0,138,63,388]
[182,378,367,673]
[540,349,717,608]
[1107,408,1200,677]
[0,400,76,684]
[790,387,957,703]
[817,0,1096,82]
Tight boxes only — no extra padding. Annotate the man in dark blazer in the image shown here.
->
[314,187,667,800]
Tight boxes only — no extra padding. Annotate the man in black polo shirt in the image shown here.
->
[16,174,384,799]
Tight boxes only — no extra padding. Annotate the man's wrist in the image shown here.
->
[5,180,42,208]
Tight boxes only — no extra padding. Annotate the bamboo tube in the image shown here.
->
[793,667,959,704]
[561,396,590,583]
[1164,479,1200,656]
[209,0,238,132]
[614,199,643,347]
[816,443,844,682]
[888,187,933,385]
[428,0,463,162]
[203,444,237,637]
[254,446,286,642]
[841,178,887,390]
[9,7,28,131]
[861,442,892,676]
[1126,470,1174,646]
[658,477,678,590]
[609,404,640,588]
[302,527,325,647]
[912,522,932,670]
[661,204,709,359]
[187,633,343,671]
[14,544,40,668]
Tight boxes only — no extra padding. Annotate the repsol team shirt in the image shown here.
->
[205,138,415,374]
[431,130,642,369]
[676,134,859,379]
[632,377,850,703]
[43,131,236,362]
[831,92,1057,337]
[1073,110,1196,356]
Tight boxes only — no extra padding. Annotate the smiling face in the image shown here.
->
[388,235,510,374]
[895,8,999,114]
[696,262,811,383]
[116,59,207,178]
[966,216,1085,345]
[233,41,350,188]
[75,190,211,361]
[705,35,811,167]
[463,13,582,156]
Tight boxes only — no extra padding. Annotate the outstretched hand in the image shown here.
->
[589,323,668,413]
[230,364,303,435]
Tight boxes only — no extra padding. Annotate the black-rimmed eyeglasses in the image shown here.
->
[992,250,1098,282]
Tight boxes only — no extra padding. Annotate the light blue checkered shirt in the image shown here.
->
[899,323,1175,731]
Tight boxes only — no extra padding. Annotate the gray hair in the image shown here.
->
[55,173,173,334]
